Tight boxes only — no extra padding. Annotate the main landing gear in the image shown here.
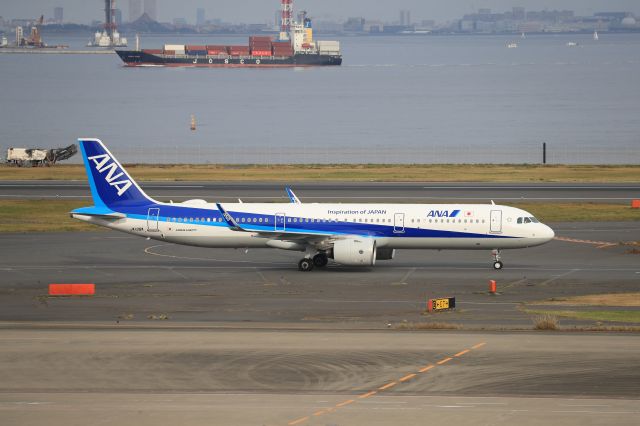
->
[298,253,329,272]
[492,249,504,270]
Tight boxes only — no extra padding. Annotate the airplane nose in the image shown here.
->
[543,224,555,241]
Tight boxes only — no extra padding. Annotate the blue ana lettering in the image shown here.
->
[427,209,460,218]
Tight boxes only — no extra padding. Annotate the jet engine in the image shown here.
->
[332,238,376,266]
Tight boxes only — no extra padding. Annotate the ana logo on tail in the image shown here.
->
[87,153,132,196]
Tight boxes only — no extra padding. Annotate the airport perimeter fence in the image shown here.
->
[99,141,640,165]
[4,141,639,165]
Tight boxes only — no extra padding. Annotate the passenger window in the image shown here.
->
[259,218,262,222]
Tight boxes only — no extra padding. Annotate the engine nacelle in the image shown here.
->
[375,247,395,260]
[332,238,376,266]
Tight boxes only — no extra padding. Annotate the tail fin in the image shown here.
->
[78,138,155,209]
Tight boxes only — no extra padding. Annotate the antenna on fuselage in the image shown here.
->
[491,200,495,205]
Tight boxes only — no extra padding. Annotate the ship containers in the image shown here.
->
[142,49,163,55]
[316,40,340,54]
[206,45,226,55]
[273,49,293,57]
[227,45,250,56]
[251,50,272,56]
[164,44,185,54]
[272,41,293,56]
[186,45,207,55]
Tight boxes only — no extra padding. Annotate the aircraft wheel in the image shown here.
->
[313,253,328,267]
[298,258,314,272]
[493,261,504,270]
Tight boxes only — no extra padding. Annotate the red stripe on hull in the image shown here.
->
[123,63,316,68]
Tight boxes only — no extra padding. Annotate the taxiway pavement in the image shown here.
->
[0,181,637,203]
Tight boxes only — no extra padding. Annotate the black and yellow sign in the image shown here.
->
[428,297,456,313]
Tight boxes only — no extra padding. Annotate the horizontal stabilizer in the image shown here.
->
[70,206,125,218]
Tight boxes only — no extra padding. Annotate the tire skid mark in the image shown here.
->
[286,341,486,425]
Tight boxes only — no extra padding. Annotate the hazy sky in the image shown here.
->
[2,1,638,24]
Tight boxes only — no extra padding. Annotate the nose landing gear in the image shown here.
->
[492,249,504,270]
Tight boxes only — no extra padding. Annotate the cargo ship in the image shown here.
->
[116,15,341,67]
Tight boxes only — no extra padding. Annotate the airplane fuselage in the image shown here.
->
[74,202,553,250]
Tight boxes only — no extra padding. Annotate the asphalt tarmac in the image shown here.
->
[1,181,638,203]
[0,329,638,426]
[1,213,639,425]
[1,222,638,327]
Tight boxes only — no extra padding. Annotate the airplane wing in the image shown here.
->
[216,203,338,248]
[285,187,301,204]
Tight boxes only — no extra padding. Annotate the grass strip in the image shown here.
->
[506,203,640,222]
[528,292,640,307]
[2,164,640,182]
[0,200,637,233]
[524,309,640,323]
[0,200,98,233]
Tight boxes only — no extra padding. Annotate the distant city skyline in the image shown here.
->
[1,0,639,24]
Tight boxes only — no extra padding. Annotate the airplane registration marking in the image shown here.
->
[286,342,487,425]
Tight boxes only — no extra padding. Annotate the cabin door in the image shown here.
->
[490,210,502,233]
[275,213,286,231]
[147,208,160,232]
[393,213,405,233]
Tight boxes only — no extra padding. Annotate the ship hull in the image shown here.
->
[115,50,342,67]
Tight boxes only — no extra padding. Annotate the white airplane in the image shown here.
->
[71,139,555,271]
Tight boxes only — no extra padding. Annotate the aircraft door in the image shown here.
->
[490,209,502,233]
[393,212,405,233]
[147,208,160,232]
[275,213,286,231]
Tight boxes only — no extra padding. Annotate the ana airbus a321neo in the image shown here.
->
[71,139,555,271]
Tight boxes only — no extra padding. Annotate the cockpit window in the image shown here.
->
[517,217,523,224]
[530,217,539,223]
[523,217,531,223]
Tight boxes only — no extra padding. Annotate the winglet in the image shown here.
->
[285,187,301,204]
[216,203,244,231]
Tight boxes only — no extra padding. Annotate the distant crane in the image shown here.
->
[19,15,44,47]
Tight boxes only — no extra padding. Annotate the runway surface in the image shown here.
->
[0,329,638,426]
[0,181,638,203]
